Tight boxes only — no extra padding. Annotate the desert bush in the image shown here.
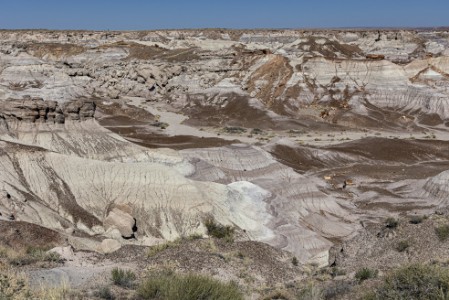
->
[292,257,299,266]
[355,268,378,282]
[111,268,136,288]
[0,270,31,299]
[137,272,243,300]
[366,264,449,299]
[435,224,449,241]
[385,217,398,229]
[95,286,115,300]
[36,281,72,300]
[395,240,410,252]
[204,219,234,241]
[409,215,425,224]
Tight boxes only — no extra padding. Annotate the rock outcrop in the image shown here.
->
[0,97,95,123]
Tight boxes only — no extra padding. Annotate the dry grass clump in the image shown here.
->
[35,281,73,300]
[364,264,449,299]
[355,267,378,283]
[0,268,31,299]
[1,246,62,266]
[137,271,243,300]
[111,268,136,288]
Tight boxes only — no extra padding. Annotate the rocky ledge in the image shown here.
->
[0,97,95,123]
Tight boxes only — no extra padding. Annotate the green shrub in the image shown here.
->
[355,268,378,282]
[95,286,115,300]
[292,257,299,266]
[395,240,410,252]
[204,219,234,241]
[137,272,243,300]
[435,224,449,241]
[111,268,136,288]
[366,264,449,299]
[409,215,425,224]
[385,217,398,229]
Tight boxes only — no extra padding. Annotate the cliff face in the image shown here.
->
[0,29,449,267]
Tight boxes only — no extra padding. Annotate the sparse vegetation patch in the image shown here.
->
[111,268,136,288]
[365,264,449,299]
[137,271,243,300]
[385,217,399,229]
[435,224,449,241]
[204,218,235,241]
[355,267,378,282]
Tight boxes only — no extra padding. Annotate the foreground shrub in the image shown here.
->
[366,264,449,299]
[435,224,449,241]
[0,270,31,299]
[355,268,378,282]
[36,281,72,300]
[111,268,136,288]
[385,217,398,229]
[137,272,243,300]
[409,215,425,224]
[204,219,234,241]
[95,286,115,300]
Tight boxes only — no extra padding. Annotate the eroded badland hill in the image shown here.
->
[1,29,449,299]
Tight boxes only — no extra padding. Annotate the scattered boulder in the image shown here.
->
[48,246,74,261]
[103,205,136,239]
[98,239,121,254]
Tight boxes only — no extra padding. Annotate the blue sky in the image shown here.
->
[0,0,448,30]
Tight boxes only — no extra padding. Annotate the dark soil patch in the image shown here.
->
[326,137,449,163]
[0,221,63,250]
